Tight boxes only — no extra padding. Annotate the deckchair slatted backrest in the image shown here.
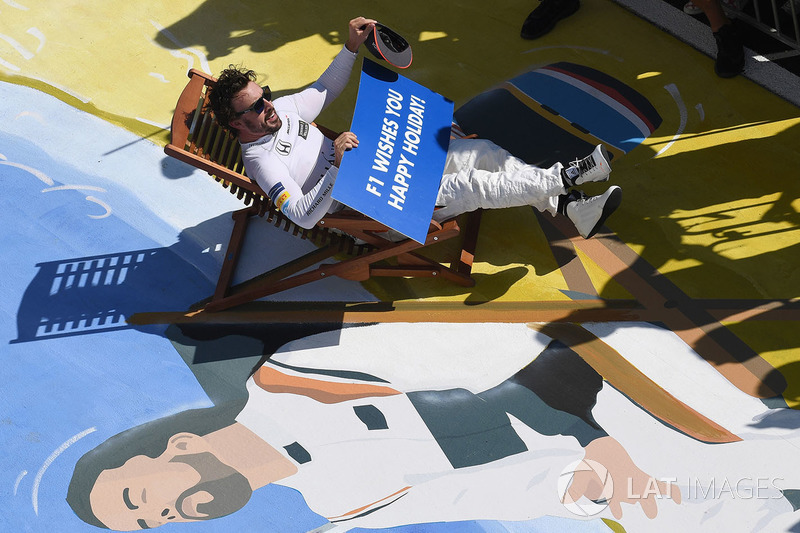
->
[196,76,266,207]
[167,70,261,203]
[166,69,359,251]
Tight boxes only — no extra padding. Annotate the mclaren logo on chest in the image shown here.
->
[298,120,310,139]
[276,139,293,155]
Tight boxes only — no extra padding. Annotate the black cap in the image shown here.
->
[364,23,413,69]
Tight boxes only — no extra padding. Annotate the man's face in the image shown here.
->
[229,81,282,139]
[89,444,252,530]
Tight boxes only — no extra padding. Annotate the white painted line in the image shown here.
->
[695,103,705,122]
[85,196,112,219]
[26,27,44,52]
[0,56,21,71]
[135,116,170,130]
[653,83,687,158]
[32,427,96,515]
[14,470,28,495]
[0,32,34,59]
[41,184,107,193]
[150,19,212,74]
[0,159,55,185]
[3,0,29,9]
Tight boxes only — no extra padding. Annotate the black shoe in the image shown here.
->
[521,0,581,40]
[714,23,745,78]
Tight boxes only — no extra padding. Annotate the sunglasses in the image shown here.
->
[233,86,272,117]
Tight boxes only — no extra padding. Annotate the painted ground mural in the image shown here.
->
[2,1,799,532]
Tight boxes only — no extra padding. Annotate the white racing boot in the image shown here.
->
[565,186,622,238]
[562,144,612,186]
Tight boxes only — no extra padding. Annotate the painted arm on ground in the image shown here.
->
[337,341,680,529]
[332,437,682,530]
[485,338,610,447]
[569,435,681,520]
[493,340,680,519]
[521,340,681,518]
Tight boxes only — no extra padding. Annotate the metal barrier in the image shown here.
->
[730,0,800,52]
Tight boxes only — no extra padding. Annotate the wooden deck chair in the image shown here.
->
[165,69,482,312]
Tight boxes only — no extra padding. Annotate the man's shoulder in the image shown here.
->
[273,95,301,116]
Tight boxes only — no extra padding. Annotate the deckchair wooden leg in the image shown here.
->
[373,252,476,286]
[203,224,465,311]
[454,209,483,277]
[203,244,342,312]
[205,263,342,312]
[368,210,482,286]
[335,224,476,286]
[212,206,257,302]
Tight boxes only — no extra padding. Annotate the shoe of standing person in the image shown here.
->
[683,1,704,14]
[521,0,581,40]
[714,23,745,77]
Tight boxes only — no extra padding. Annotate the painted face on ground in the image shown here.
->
[230,81,282,139]
[89,450,252,530]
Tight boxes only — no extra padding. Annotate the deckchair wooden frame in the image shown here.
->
[165,69,481,311]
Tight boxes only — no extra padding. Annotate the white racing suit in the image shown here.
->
[433,137,566,223]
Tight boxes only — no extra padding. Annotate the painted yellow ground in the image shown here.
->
[2,0,798,400]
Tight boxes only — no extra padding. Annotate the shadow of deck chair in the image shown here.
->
[165,69,482,312]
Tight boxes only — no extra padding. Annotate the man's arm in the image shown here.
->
[247,154,336,230]
[570,435,681,519]
[323,434,681,530]
[261,17,374,228]
[291,17,376,122]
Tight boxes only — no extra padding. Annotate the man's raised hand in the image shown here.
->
[346,17,378,53]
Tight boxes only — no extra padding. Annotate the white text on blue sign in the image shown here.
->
[366,89,427,211]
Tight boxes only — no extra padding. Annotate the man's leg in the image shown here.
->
[435,138,622,239]
[433,165,563,222]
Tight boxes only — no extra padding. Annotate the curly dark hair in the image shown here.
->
[207,65,258,134]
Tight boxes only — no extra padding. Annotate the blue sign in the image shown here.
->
[334,59,454,244]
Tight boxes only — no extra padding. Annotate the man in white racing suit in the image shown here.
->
[207,16,621,239]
